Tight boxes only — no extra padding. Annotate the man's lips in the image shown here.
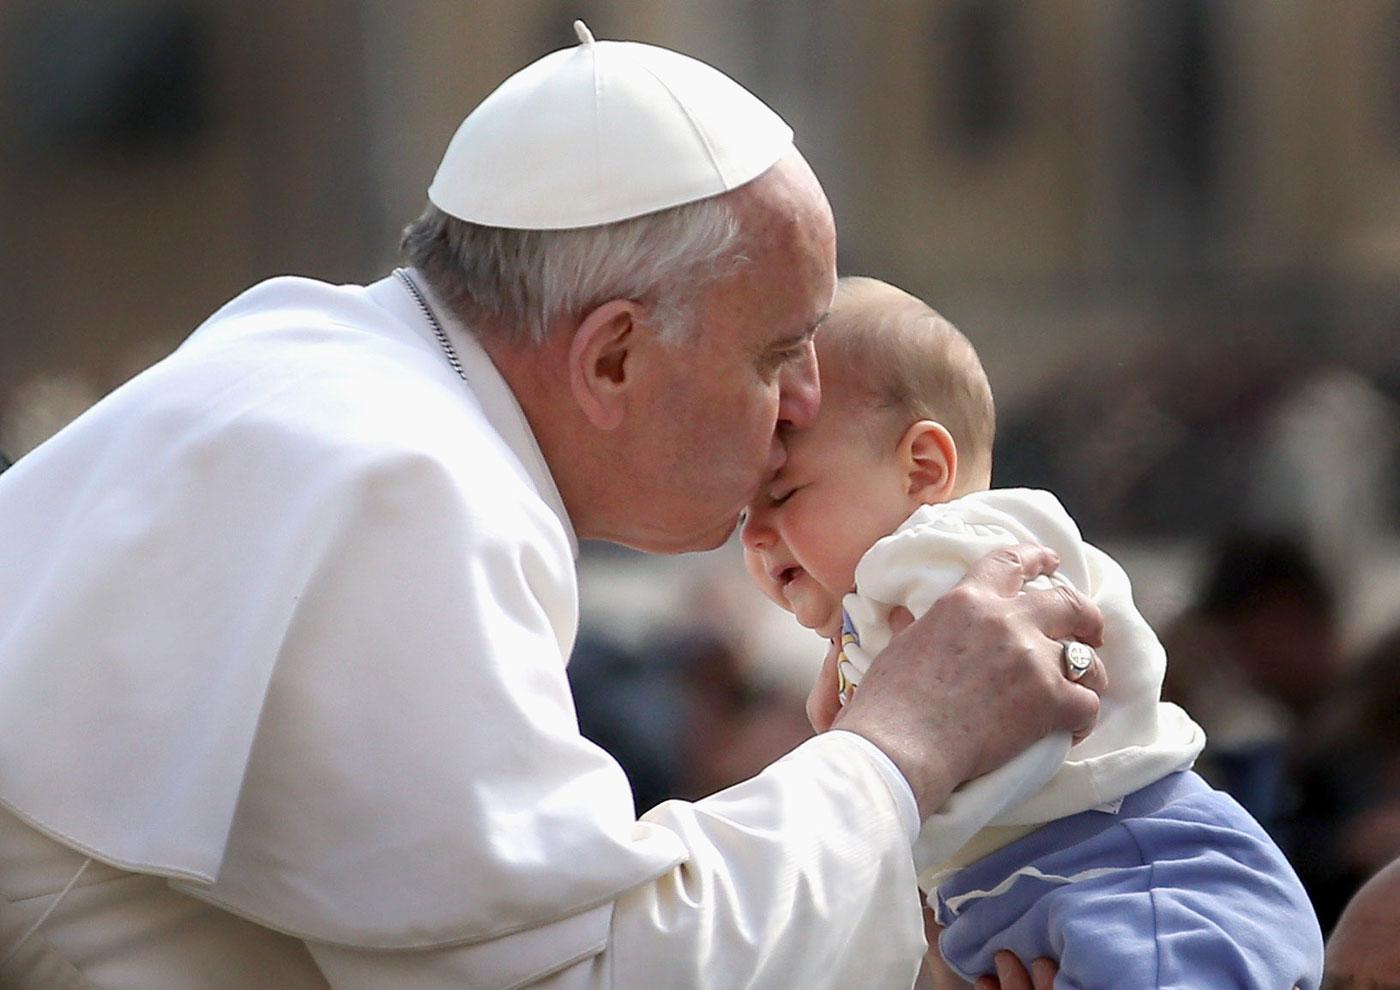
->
[766,436,788,476]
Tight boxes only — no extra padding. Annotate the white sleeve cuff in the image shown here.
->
[827,730,920,843]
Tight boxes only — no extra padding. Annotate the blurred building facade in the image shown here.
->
[2,4,1398,621]
[4,0,1399,644]
[3,0,1398,424]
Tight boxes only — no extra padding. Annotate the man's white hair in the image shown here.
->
[400,196,745,346]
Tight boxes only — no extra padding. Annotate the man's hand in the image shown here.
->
[830,544,1107,820]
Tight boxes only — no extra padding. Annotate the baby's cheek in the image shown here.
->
[741,552,781,607]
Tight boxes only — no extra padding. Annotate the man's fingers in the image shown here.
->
[1042,636,1105,745]
[1021,582,1104,648]
[1014,573,1107,743]
[840,541,1113,816]
[1030,958,1058,990]
[1064,644,1108,705]
[961,544,1061,598]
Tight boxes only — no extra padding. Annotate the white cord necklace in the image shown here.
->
[394,268,467,382]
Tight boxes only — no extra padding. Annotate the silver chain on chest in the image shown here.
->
[394,268,467,382]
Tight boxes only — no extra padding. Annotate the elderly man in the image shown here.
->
[0,27,1102,989]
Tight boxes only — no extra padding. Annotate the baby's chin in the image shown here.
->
[792,600,842,641]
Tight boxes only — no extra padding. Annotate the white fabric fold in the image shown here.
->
[305,732,925,989]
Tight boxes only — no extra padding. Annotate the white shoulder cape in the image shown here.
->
[0,275,689,952]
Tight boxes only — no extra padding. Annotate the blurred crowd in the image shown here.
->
[1162,534,1400,933]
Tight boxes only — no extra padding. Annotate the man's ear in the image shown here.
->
[567,300,645,430]
[898,420,958,503]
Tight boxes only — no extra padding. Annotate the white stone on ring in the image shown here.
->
[1062,640,1094,681]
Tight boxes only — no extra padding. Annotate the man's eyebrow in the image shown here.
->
[772,311,829,349]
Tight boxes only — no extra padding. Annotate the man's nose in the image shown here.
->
[777,342,820,430]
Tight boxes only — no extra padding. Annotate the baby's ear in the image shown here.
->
[898,420,958,503]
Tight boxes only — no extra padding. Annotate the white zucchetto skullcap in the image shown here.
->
[428,20,795,230]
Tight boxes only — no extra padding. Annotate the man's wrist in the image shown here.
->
[828,729,921,840]
[831,720,962,824]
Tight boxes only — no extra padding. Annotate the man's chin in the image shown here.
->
[614,514,740,556]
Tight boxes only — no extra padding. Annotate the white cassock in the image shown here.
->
[0,273,925,989]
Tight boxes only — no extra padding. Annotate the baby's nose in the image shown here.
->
[739,506,771,550]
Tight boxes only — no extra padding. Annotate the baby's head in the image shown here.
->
[741,276,994,638]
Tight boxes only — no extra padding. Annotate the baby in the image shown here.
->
[741,276,1323,988]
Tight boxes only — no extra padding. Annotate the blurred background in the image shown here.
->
[2,0,1398,935]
